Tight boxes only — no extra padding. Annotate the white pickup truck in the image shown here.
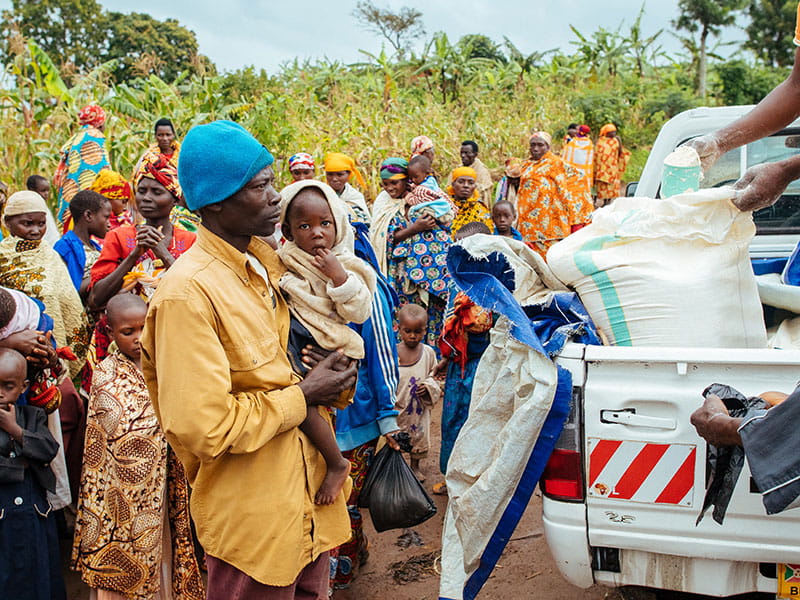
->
[541,106,800,598]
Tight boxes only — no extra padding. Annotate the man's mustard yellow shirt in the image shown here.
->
[141,226,351,587]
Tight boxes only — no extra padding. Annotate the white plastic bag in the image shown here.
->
[547,188,767,348]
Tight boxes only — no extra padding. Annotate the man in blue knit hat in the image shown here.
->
[141,120,356,599]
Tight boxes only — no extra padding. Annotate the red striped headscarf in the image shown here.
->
[142,156,184,203]
[78,104,106,128]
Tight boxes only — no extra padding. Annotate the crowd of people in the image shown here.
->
[0,104,629,599]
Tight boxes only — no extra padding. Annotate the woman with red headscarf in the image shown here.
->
[88,158,195,311]
[54,104,111,232]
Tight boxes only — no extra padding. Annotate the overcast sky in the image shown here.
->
[0,1,746,73]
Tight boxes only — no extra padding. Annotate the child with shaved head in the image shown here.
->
[395,303,441,481]
[0,347,65,598]
[72,293,203,599]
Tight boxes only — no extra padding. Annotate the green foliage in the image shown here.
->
[105,12,212,82]
[714,59,790,104]
[745,0,797,67]
[0,0,107,72]
[457,35,506,63]
[1,1,214,81]
[0,8,792,200]
[673,0,747,96]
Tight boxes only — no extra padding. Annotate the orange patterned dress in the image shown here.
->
[594,135,631,201]
[516,151,593,257]
[72,351,204,600]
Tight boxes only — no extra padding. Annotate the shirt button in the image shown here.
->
[14,497,22,506]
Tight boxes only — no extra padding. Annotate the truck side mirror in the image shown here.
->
[626,182,638,197]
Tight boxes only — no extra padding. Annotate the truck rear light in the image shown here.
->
[541,386,585,502]
[542,449,584,500]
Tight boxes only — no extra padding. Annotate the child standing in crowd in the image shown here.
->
[26,174,51,202]
[278,179,377,505]
[53,190,111,299]
[435,221,494,495]
[72,293,204,600]
[492,200,522,240]
[395,303,441,482]
[0,347,65,600]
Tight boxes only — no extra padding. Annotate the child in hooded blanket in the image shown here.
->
[278,179,377,505]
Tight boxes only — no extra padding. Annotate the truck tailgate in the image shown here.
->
[582,345,800,563]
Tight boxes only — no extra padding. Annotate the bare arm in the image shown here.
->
[690,48,800,170]
[393,215,436,242]
[690,394,743,447]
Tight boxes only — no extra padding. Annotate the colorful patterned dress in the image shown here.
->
[54,125,110,231]
[517,151,593,257]
[594,135,632,202]
[72,351,204,600]
[386,213,450,346]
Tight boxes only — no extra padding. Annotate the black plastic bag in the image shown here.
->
[696,383,768,525]
[358,441,437,532]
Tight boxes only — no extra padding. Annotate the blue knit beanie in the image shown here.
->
[178,120,274,211]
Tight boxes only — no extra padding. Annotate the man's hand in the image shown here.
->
[684,135,723,173]
[298,351,358,406]
[312,248,347,287]
[690,394,743,447]
[0,403,22,443]
[733,161,797,212]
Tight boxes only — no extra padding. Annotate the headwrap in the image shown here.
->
[410,135,434,157]
[504,158,523,178]
[4,191,49,218]
[530,131,553,147]
[142,155,184,203]
[78,104,106,128]
[600,123,617,137]
[288,152,315,171]
[323,152,366,188]
[380,157,408,180]
[90,169,132,202]
[578,125,591,136]
[178,120,274,211]
[450,166,478,182]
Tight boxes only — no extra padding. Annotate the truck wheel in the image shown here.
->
[619,586,658,600]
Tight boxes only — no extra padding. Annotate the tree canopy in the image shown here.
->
[0,0,214,81]
[673,0,746,96]
[745,0,797,67]
[352,1,425,57]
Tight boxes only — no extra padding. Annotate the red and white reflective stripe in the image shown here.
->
[587,439,696,506]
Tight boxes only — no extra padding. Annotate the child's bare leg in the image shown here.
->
[410,455,425,482]
[299,408,351,505]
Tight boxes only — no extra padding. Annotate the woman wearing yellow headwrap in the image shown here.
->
[594,123,631,208]
[323,152,371,226]
[447,166,493,236]
[90,169,134,230]
[517,131,593,257]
